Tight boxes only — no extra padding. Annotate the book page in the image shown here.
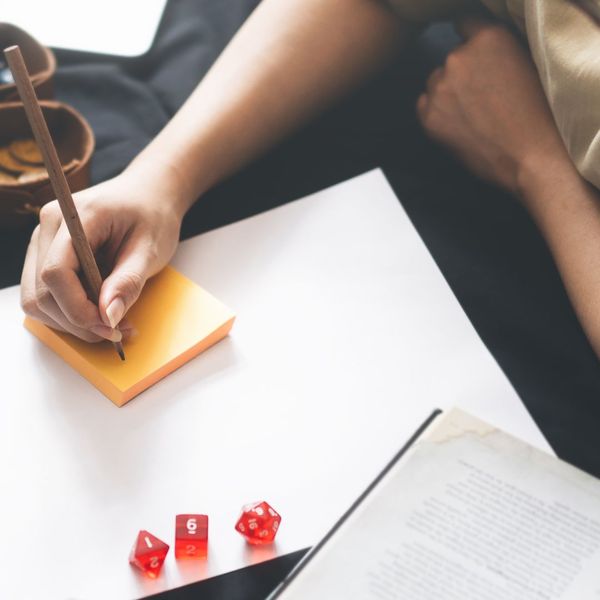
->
[274,409,600,599]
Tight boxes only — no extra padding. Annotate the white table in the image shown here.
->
[3,0,167,56]
[0,171,551,599]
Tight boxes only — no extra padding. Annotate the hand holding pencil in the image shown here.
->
[18,164,183,346]
[4,45,127,360]
[6,45,183,353]
[8,43,183,342]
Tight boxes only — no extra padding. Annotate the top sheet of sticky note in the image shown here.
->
[25,266,235,406]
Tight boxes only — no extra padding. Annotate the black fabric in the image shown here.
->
[1,1,599,598]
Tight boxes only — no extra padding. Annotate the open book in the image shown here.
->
[269,408,600,599]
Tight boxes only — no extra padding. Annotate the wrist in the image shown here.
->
[516,149,574,212]
[124,153,197,222]
[515,147,596,239]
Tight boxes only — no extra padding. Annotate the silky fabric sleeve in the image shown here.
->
[524,0,600,189]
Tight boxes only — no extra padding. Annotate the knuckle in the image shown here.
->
[21,293,39,316]
[39,201,61,225]
[40,262,63,287]
[433,80,449,96]
[36,287,54,311]
[445,52,463,72]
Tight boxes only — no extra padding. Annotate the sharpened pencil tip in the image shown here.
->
[115,341,126,361]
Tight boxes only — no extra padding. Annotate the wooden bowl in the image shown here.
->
[0,101,95,228]
[0,23,56,101]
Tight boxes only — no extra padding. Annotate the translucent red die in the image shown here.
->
[175,514,208,559]
[129,530,169,578]
[235,500,281,544]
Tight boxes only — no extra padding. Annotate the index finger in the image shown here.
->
[39,222,105,332]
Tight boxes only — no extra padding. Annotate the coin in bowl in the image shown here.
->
[0,147,28,174]
[0,169,18,185]
[9,139,44,165]
[18,168,49,184]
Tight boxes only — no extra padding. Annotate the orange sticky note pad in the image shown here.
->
[24,266,235,407]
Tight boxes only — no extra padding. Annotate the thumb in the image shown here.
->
[98,242,157,329]
[453,15,495,40]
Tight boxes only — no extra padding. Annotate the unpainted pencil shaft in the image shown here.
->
[4,45,125,360]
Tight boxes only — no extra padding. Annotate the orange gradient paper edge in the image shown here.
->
[24,266,235,407]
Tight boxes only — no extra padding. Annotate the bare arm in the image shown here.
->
[21,0,409,341]
[519,155,600,357]
[132,0,409,215]
[418,17,600,359]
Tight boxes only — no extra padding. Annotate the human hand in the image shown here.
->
[416,17,567,195]
[20,167,185,342]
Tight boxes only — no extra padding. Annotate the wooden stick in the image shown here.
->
[4,45,125,361]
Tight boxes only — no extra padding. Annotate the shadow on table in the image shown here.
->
[147,548,308,600]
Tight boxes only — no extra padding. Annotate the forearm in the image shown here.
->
[127,0,409,216]
[518,154,600,358]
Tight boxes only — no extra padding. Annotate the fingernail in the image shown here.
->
[106,297,125,329]
[91,325,123,343]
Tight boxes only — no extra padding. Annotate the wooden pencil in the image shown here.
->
[4,45,125,361]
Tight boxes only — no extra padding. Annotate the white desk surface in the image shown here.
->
[3,0,167,57]
[0,170,551,599]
